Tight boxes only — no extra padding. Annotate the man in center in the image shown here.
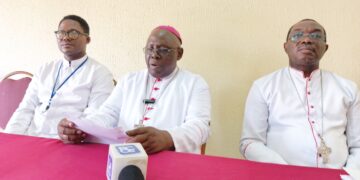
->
[58,26,211,154]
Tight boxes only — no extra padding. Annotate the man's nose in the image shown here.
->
[61,34,72,41]
[149,50,161,59]
[299,35,313,44]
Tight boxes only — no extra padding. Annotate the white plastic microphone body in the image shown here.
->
[106,143,148,180]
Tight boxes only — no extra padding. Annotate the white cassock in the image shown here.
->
[240,67,360,170]
[5,55,114,138]
[86,68,211,154]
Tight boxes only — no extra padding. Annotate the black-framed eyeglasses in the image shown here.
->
[54,30,88,40]
[289,32,324,43]
[143,47,178,56]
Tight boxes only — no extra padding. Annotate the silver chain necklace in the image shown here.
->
[287,67,331,164]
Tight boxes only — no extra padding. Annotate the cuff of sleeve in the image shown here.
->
[244,142,288,165]
[167,127,200,154]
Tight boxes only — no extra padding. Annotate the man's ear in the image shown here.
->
[177,48,183,60]
[86,36,91,44]
[283,42,288,53]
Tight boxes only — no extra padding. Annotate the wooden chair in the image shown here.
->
[201,143,206,155]
[0,71,33,129]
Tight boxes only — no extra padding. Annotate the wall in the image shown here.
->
[1,0,360,159]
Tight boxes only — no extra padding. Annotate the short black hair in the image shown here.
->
[58,15,90,35]
[286,19,326,42]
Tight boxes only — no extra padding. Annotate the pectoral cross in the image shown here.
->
[134,124,144,128]
[318,137,331,164]
[134,119,145,128]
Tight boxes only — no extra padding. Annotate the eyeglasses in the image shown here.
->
[143,47,178,56]
[54,30,88,40]
[289,32,324,43]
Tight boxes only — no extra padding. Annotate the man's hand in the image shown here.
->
[126,127,174,154]
[57,118,86,144]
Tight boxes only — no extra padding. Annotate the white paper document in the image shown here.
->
[342,167,360,180]
[71,118,129,144]
[341,175,354,180]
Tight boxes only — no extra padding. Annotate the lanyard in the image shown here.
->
[44,57,89,112]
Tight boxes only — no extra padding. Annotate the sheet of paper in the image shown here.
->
[70,118,129,144]
[343,167,360,180]
[340,175,354,180]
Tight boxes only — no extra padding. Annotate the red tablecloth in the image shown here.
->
[148,151,347,180]
[0,133,108,180]
[0,133,347,180]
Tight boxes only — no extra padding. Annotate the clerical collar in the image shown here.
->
[62,55,88,68]
[289,67,321,79]
[148,67,179,81]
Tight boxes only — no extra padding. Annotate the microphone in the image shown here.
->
[143,99,156,104]
[118,165,144,180]
[106,143,148,180]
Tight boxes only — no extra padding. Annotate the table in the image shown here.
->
[0,133,347,179]
[0,133,108,180]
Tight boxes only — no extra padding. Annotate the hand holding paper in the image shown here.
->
[70,117,129,144]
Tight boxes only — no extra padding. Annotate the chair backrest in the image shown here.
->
[0,71,33,129]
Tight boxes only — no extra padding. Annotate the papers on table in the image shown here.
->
[341,167,360,180]
[341,175,354,180]
[70,118,129,144]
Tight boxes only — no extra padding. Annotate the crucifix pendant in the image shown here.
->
[134,124,144,128]
[134,119,145,128]
[318,138,331,164]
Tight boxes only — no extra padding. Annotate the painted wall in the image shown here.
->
[1,0,360,159]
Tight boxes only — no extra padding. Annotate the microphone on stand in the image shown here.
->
[118,165,144,180]
[106,143,148,180]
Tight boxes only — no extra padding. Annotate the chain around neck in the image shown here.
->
[287,67,324,136]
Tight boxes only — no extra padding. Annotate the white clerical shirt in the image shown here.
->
[240,67,360,170]
[5,55,114,138]
[86,68,211,154]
